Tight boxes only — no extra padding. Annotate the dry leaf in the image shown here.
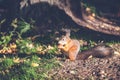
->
[31,62,39,67]
[13,58,20,63]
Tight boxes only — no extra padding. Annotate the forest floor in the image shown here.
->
[0,26,120,80]
[47,44,120,80]
[48,52,120,80]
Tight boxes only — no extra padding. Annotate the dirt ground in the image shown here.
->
[48,56,120,80]
[48,44,120,80]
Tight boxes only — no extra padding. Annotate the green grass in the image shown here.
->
[0,19,61,79]
[0,55,60,80]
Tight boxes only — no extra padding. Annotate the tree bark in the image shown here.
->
[20,0,120,36]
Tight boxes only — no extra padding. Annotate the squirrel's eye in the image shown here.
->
[63,44,65,46]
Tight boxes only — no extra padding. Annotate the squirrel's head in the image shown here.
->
[58,28,71,46]
[58,35,71,46]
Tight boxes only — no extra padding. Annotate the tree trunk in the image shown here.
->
[19,0,120,36]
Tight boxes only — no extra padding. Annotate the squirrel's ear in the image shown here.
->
[62,28,71,37]
[66,31,70,37]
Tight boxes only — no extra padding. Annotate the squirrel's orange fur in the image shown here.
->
[58,35,80,61]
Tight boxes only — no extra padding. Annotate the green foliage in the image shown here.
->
[17,20,31,35]
[16,39,37,54]
[48,45,58,54]
[0,32,13,47]
[15,61,38,80]
[0,55,60,80]
[0,58,14,69]
[0,18,61,79]
[80,46,89,51]
[11,18,33,36]
[38,58,60,79]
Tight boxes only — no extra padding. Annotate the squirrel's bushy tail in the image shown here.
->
[76,44,114,60]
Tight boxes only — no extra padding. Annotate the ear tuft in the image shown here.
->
[62,28,71,37]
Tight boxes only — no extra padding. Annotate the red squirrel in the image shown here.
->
[58,29,114,61]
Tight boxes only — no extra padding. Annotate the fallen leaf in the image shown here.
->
[31,62,39,67]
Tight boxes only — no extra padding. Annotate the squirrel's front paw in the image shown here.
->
[58,44,64,49]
